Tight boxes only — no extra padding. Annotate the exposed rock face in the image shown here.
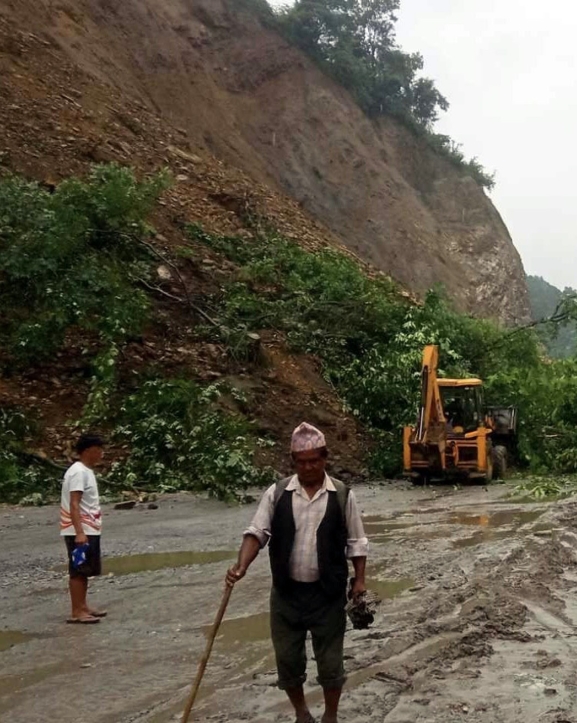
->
[0,0,530,323]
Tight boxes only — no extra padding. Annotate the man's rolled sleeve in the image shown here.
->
[243,483,276,548]
[345,490,369,559]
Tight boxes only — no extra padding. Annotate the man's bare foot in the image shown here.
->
[296,714,316,723]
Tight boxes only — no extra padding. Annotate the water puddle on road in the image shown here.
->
[100,550,236,576]
[368,577,415,600]
[365,508,546,549]
[450,509,547,549]
[362,515,437,537]
[203,612,275,683]
[448,509,544,527]
[452,529,518,549]
[210,611,271,646]
[0,631,37,653]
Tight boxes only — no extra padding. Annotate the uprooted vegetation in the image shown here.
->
[1,165,577,504]
[0,165,272,503]
[187,224,577,478]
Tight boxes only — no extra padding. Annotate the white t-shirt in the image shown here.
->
[60,461,102,536]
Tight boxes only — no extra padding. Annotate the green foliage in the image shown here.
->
[0,406,60,504]
[273,0,493,189]
[189,223,577,479]
[514,475,577,500]
[277,0,442,123]
[82,344,120,426]
[1,167,274,503]
[0,408,28,498]
[527,275,577,358]
[0,165,169,365]
[109,378,274,501]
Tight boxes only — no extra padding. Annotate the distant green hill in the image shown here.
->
[527,275,577,358]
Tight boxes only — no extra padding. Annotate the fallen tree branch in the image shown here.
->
[137,277,185,304]
[487,294,577,350]
[132,236,222,329]
[91,229,222,329]
[15,450,67,472]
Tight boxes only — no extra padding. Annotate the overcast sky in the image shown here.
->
[268,0,577,290]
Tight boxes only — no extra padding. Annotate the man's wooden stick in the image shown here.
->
[181,584,233,723]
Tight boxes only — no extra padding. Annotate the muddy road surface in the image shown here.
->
[2,482,577,723]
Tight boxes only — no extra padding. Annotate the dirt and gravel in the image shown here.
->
[3,480,577,723]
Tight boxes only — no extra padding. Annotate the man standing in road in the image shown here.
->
[60,433,107,625]
[226,422,368,723]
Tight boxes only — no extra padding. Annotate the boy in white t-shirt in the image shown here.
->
[60,434,106,624]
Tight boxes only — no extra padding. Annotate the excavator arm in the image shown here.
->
[414,345,446,444]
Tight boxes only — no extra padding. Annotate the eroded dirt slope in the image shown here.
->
[0,0,530,324]
[0,8,371,472]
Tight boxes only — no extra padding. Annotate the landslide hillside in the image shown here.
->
[0,0,530,325]
[0,0,535,494]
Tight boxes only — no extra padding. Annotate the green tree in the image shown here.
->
[278,0,447,127]
[527,275,577,358]
[275,0,493,188]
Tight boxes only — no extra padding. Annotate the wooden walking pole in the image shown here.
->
[181,584,233,723]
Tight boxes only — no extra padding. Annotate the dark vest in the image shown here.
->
[269,486,348,599]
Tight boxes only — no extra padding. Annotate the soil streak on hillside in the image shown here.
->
[2,482,577,723]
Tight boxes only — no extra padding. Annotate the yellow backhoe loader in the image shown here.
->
[403,345,517,485]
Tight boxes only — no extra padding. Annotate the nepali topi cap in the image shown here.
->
[291,422,326,452]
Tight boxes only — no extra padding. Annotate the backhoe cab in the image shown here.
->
[403,345,516,485]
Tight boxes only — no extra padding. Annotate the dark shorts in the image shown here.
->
[270,582,347,691]
[64,535,102,578]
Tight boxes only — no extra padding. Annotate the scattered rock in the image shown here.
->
[147,503,159,510]
[114,501,137,511]
[157,265,172,281]
[168,145,203,164]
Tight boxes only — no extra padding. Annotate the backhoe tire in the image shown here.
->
[492,445,508,480]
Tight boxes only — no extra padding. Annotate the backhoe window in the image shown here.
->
[441,387,481,433]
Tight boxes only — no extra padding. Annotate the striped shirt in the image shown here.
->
[60,461,102,536]
[244,475,368,583]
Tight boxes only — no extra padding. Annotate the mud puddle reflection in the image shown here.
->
[448,509,543,527]
[203,612,274,684]
[364,508,546,549]
[211,611,271,646]
[450,509,546,549]
[368,577,415,599]
[57,550,234,577]
[0,631,38,653]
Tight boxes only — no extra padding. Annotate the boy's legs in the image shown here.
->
[69,575,89,618]
[64,536,103,621]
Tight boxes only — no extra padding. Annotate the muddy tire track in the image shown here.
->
[3,486,577,722]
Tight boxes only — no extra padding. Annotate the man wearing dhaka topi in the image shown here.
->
[226,422,369,723]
